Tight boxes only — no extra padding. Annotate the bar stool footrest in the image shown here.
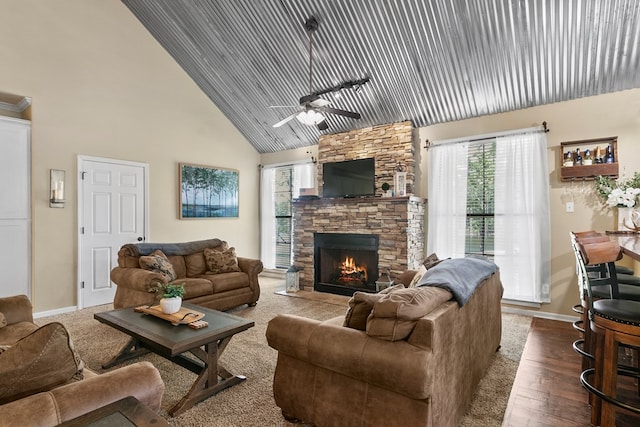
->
[580,368,640,415]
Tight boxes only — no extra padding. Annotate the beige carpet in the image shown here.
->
[37,278,531,426]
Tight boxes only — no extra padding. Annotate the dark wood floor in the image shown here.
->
[503,317,640,426]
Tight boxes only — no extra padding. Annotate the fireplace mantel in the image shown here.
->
[292,196,426,290]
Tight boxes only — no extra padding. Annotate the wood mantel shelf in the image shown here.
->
[293,195,426,204]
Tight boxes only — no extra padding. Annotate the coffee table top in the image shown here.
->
[59,396,169,427]
[95,302,254,357]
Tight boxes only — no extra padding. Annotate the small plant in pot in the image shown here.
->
[153,282,186,314]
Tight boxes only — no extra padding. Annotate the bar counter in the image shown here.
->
[608,232,640,274]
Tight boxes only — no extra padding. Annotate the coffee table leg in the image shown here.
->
[168,336,246,417]
[102,337,150,369]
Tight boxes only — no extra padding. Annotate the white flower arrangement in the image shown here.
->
[595,173,640,208]
[605,187,640,208]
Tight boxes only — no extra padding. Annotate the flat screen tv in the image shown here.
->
[322,158,375,198]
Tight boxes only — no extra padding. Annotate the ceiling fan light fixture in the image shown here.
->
[296,109,325,126]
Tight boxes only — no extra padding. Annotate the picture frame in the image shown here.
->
[179,163,239,218]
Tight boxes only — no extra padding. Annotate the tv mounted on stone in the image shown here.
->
[322,158,375,198]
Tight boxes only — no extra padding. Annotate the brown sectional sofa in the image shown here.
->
[110,238,263,310]
[0,295,164,426]
[266,264,503,427]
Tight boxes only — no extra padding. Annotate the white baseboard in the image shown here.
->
[501,305,578,323]
[33,306,77,319]
[260,269,286,279]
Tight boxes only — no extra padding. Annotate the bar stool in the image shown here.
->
[576,232,640,284]
[570,232,640,375]
[577,240,640,426]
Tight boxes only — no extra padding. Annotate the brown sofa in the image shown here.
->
[0,295,164,426]
[110,238,263,310]
[266,263,503,427]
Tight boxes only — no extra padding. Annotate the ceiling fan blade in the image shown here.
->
[309,98,330,108]
[273,112,299,128]
[319,106,361,120]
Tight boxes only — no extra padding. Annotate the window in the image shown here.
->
[274,167,293,268]
[260,163,314,270]
[427,128,550,304]
[466,142,495,257]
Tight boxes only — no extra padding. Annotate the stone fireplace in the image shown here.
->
[292,121,426,293]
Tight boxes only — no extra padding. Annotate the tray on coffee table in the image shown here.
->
[134,304,205,325]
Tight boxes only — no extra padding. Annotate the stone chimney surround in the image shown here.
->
[292,121,426,291]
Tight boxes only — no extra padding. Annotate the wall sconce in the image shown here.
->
[50,169,65,208]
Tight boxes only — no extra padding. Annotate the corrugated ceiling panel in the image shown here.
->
[122,0,640,153]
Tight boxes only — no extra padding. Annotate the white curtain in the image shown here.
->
[260,167,276,269]
[427,128,551,304]
[427,142,469,259]
[292,163,315,198]
[494,131,551,303]
[260,162,315,270]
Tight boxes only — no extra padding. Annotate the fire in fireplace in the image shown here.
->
[334,256,368,286]
[314,233,379,296]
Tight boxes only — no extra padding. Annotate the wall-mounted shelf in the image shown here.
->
[560,136,618,181]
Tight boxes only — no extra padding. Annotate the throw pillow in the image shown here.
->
[0,312,6,329]
[408,265,428,288]
[139,249,177,281]
[343,284,405,331]
[366,287,453,341]
[422,253,443,269]
[204,246,241,274]
[343,292,384,331]
[0,322,84,404]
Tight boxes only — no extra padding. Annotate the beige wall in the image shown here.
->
[265,89,640,317]
[419,89,640,317]
[1,0,261,312]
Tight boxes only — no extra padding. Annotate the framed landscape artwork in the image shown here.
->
[179,163,239,219]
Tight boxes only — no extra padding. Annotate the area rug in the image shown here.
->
[36,278,531,426]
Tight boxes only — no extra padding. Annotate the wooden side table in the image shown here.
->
[59,396,169,427]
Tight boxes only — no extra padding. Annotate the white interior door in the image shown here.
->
[0,117,30,298]
[78,156,148,308]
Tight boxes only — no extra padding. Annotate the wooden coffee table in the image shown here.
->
[94,302,254,417]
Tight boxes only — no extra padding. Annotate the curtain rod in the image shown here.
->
[259,158,315,169]
[424,121,549,150]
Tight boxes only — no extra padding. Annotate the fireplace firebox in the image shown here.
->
[314,233,379,296]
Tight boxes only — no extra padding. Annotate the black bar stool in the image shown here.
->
[577,240,640,426]
[570,232,640,376]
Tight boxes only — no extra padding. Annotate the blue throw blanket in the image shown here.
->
[417,257,498,306]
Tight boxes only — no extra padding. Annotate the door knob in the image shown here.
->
[137,237,144,242]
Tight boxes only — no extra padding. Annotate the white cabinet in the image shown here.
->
[0,117,30,298]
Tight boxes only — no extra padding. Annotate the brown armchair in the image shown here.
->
[0,295,165,426]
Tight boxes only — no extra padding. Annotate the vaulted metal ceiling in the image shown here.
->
[121,0,640,153]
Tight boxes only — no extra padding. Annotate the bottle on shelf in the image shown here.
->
[563,150,574,167]
[605,145,615,163]
[594,146,603,164]
[574,148,583,165]
[583,149,593,165]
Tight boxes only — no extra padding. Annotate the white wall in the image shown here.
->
[0,0,261,312]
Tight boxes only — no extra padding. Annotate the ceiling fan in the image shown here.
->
[272,17,366,131]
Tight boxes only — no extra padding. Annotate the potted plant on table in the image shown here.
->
[153,282,186,314]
